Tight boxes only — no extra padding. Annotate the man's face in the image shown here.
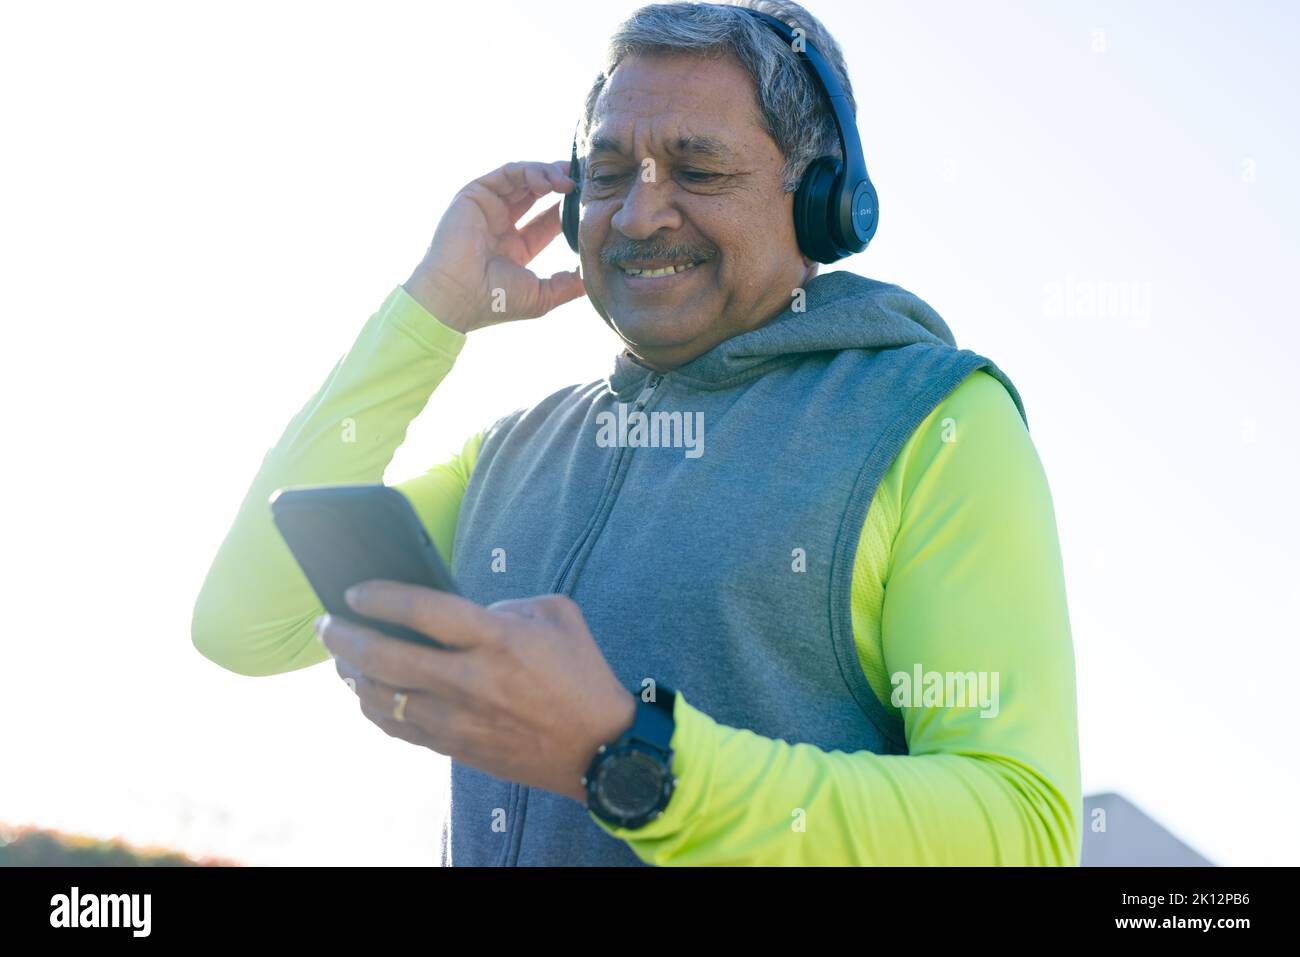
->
[578,52,814,370]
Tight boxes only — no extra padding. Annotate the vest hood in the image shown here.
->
[607,270,958,396]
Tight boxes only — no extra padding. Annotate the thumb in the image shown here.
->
[525,267,585,318]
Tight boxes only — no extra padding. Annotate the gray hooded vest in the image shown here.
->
[442,270,1026,865]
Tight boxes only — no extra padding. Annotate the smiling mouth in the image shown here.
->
[616,260,704,279]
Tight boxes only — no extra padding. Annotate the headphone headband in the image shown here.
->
[740,9,869,192]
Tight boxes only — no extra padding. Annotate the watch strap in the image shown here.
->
[627,687,676,755]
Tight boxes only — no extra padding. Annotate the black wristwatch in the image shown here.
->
[583,687,678,830]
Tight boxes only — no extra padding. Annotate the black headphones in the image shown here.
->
[561,6,877,264]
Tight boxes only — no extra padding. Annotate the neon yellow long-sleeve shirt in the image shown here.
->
[191,284,1082,866]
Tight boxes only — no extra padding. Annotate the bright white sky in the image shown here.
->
[1,0,1296,865]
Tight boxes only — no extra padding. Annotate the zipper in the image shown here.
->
[632,373,664,410]
[548,371,663,596]
[500,370,664,866]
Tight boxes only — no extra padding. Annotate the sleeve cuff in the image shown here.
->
[588,690,717,844]
[381,284,468,361]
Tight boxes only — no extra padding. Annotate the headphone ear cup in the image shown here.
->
[843,179,878,252]
[792,157,842,264]
[562,157,581,253]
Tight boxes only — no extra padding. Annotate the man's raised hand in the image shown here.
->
[403,160,585,333]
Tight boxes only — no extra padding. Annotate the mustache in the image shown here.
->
[598,240,716,267]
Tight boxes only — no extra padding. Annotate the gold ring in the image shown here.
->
[392,691,408,722]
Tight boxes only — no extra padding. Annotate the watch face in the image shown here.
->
[594,748,665,819]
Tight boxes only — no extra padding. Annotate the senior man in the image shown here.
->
[193,0,1081,866]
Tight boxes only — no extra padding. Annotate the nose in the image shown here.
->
[609,174,683,241]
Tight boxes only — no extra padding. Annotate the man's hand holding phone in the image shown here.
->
[318,584,637,806]
[270,483,637,804]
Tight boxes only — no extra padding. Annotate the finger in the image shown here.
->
[493,170,551,228]
[317,612,467,694]
[521,268,585,318]
[476,161,574,206]
[355,674,469,757]
[501,172,574,230]
[544,160,577,193]
[488,594,572,626]
[335,654,362,694]
[538,159,578,192]
[461,184,516,236]
[487,596,540,616]
[522,163,552,201]
[354,672,457,740]
[515,201,564,262]
[358,675,454,730]
[358,688,448,752]
[503,164,575,223]
[464,181,560,244]
[344,580,502,650]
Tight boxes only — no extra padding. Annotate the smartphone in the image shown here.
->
[269,483,459,648]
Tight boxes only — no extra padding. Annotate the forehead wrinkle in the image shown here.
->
[587,128,739,162]
[587,51,769,162]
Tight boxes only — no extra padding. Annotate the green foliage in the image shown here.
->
[0,822,238,867]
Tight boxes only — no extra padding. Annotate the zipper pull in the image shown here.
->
[632,373,663,411]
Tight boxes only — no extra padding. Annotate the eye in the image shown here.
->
[679,169,721,183]
[587,171,626,188]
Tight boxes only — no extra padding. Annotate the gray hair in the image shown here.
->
[579,0,856,193]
